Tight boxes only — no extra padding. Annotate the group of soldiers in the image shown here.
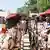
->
[0,13,27,50]
[1,13,50,50]
[29,16,50,50]
[0,20,27,50]
[24,15,50,50]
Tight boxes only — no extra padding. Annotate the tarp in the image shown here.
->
[40,9,50,16]
[7,13,16,19]
[6,13,21,20]
[45,9,50,14]
[39,12,45,16]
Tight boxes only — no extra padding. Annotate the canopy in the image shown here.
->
[6,13,21,20]
[7,13,17,19]
[40,9,50,16]
[6,13,21,29]
[39,12,45,16]
[45,9,50,14]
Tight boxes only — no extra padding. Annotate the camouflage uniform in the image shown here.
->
[0,31,15,50]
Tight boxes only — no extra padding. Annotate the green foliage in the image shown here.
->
[17,0,37,14]
[17,0,50,13]
[25,0,37,5]
[25,0,37,12]
[37,0,50,12]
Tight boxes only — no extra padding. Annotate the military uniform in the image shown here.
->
[0,31,15,50]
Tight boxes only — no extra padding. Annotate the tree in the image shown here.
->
[17,6,29,15]
[25,0,37,12]
[17,0,50,13]
[37,0,50,12]
[17,0,38,14]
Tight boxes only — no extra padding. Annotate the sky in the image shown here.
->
[0,0,26,12]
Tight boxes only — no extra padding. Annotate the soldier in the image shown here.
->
[0,23,15,50]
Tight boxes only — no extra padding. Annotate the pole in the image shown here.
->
[35,16,38,50]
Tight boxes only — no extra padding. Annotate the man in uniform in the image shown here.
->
[0,22,15,50]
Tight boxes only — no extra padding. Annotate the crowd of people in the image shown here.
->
[0,13,27,50]
[0,12,50,50]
